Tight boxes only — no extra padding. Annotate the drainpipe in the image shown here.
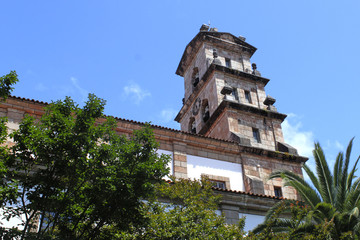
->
[270,119,278,151]
[255,83,261,109]
[238,147,247,192]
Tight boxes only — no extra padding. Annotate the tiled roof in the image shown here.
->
[212,186,285,200]
[10,95,49,105]
[7,95,308,163]
[164,180,284,200]
[8,95,241,144]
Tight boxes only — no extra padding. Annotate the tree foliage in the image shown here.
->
[0,82,170,239]
[120,177,246,240]
[253,139,360,239]
[0,71,18,207]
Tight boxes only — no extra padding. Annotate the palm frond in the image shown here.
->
[333,152,343,188]
[313,142,334,204]
[341,138,354,191]
[347,155,360,191]
[303,163,320,193]
[344,188,360,211]
[351,177,360,192]
[287,180,321,208]
[269,170,322,208]
[263,201,287,221]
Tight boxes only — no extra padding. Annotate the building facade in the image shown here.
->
[0,25,307,230]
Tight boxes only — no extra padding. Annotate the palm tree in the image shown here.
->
[253,138,360,238]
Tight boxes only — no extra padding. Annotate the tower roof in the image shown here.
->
[176,29,257,77]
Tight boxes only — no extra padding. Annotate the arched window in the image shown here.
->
[192,67,199,88]
[201,99,210,122]
[189,117,196,134]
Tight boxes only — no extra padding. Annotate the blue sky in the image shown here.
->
[1,1,360,170]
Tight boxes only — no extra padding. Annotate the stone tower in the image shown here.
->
[175,25,296,154]
[175,25,304,198]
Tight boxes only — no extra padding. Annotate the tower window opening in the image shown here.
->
[232,88,239,101]
[252,128,261,143]
[189,118,196,134]
[225,58,231,68]
[192,67,200,88]
[201,99,210,122]
[244,90,252,103]
[274,186,283,198]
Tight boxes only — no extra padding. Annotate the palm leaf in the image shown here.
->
[286,180,321,208]
[269,170,322,208]
[350,177,360,192]
[313,142,334,204]
[347,155,360,191]
[333,152,343,188]
[303,163,320,193]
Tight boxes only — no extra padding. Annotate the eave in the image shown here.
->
[176,31,257,77]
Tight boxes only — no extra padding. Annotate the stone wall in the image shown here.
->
[242,153,302,199]
[0,96,306,226]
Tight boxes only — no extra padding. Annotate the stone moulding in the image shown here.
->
[175,63,270,122]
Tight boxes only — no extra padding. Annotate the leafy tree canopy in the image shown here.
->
[0,71,170,239]
[0,71,18,207]
[120,177,247,240]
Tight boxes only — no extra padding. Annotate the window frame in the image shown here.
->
[225,58,231,68]
[252,128,261,143]
[274,186,283,198]
[244,90,252,103]
[231,88,239,101]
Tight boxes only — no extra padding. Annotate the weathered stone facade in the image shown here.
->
[173,25,307,223]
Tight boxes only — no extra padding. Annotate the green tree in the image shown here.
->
[0,71,19,206]
[253,139,360,239]
[121,177,246,240]
[1,93,170,239]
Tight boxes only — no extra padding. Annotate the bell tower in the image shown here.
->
[175,25,297,154]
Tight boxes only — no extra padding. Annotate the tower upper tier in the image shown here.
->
[175,25,297,154]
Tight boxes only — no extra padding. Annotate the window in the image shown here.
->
[192,67,199,88]
[201,99,210,122]
[274,186,283,198]
[244,90,252,103]
[231,88,239,101]
[225,58,231,68]
[211,180,226,190]
[252,128,261,143]
[189,118,196,134]
[202,174,230,190]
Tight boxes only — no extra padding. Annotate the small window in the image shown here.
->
[189,118,196,134]
[201,99,210,122]
[252,128,261,143]
[231,88,239,101]
[274,186,283,198]
[225,58,231,68]
[244,90,252,103]
[211,180,226,190]
[192,67,199,88]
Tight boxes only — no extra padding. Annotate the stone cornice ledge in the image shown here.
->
[175,64,270,122]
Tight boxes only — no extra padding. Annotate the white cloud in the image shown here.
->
[282,113,314,158]
[160,108,178,123]
[55,77,89,104]
[123,83,151,104]
[282,113,315,182]
[70,77,88,101]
